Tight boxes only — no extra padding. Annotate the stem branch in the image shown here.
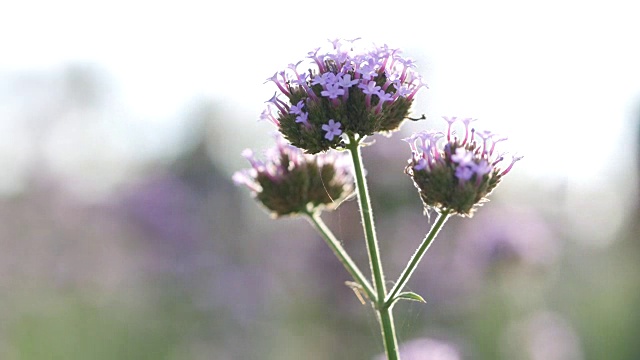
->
[384,210,451,308]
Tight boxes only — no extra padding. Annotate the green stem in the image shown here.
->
[384,210,451,308]
[304,211,377,303]
[346,135,386,297]
[346,134,398,360]
[378,306,398,360]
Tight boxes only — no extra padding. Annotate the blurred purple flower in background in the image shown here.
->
[453,204,559,276]
[501,311,584,360]
[375,198,560,310]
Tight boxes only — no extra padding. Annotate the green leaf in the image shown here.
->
[392,291,426,305]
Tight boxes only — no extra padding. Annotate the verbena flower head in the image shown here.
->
[263,38,427,154]
[404,117,522,217]
[233,134,354,218]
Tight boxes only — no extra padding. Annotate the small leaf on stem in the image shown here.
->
[391,291,426,305]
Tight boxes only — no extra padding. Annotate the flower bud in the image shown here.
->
[233,135,354,217]
[404,117,522,217]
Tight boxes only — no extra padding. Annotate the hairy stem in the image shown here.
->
[384,210,451,308]
[346,134,398,360]
[304,211,377,303]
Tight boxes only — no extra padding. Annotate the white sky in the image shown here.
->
[1,0,639,209]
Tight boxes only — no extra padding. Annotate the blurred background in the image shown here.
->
[1,1,639,359]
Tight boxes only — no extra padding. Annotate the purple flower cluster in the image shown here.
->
[404,117,522,216]
[262,38,426,153]
[233,135,354,217]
